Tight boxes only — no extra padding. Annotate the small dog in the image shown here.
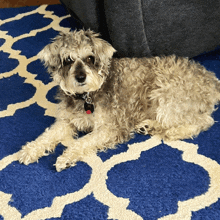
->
[18,30,220,171]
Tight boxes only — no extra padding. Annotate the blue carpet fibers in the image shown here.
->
[0,4,220,220]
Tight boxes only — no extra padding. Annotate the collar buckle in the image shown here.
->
[73,92,94,114]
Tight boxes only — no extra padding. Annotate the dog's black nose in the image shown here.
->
[75,72,86,83]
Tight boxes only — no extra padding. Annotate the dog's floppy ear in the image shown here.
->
[38,32,65,73]
[84,30,116,65]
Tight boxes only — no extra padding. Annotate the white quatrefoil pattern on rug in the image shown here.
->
[0,4,220,220]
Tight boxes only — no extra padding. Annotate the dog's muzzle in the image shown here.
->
[74,61,87,83]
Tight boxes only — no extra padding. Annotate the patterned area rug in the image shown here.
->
[0,4,220,220]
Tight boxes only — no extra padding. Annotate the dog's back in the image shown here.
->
[109,55,220,140]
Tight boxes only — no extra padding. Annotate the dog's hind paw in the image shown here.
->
[136,125,149,135]
[135,119,159,136]
[136,120,151,135]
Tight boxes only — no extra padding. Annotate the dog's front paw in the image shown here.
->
[55,148,81,172]
[55,154,78,172]
[18,141,46,165]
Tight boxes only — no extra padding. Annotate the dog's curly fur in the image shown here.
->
[18,30,220,171]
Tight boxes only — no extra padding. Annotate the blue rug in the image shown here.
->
[0,4,220,220]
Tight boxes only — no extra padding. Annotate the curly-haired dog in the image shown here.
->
[18,30,220,171]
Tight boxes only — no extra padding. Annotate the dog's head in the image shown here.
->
[38,29,116,95]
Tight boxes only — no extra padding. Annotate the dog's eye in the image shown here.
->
[63,57,74,66]
[85,56,95,65]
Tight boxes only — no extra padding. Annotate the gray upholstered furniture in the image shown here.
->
[61,0,220,58]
